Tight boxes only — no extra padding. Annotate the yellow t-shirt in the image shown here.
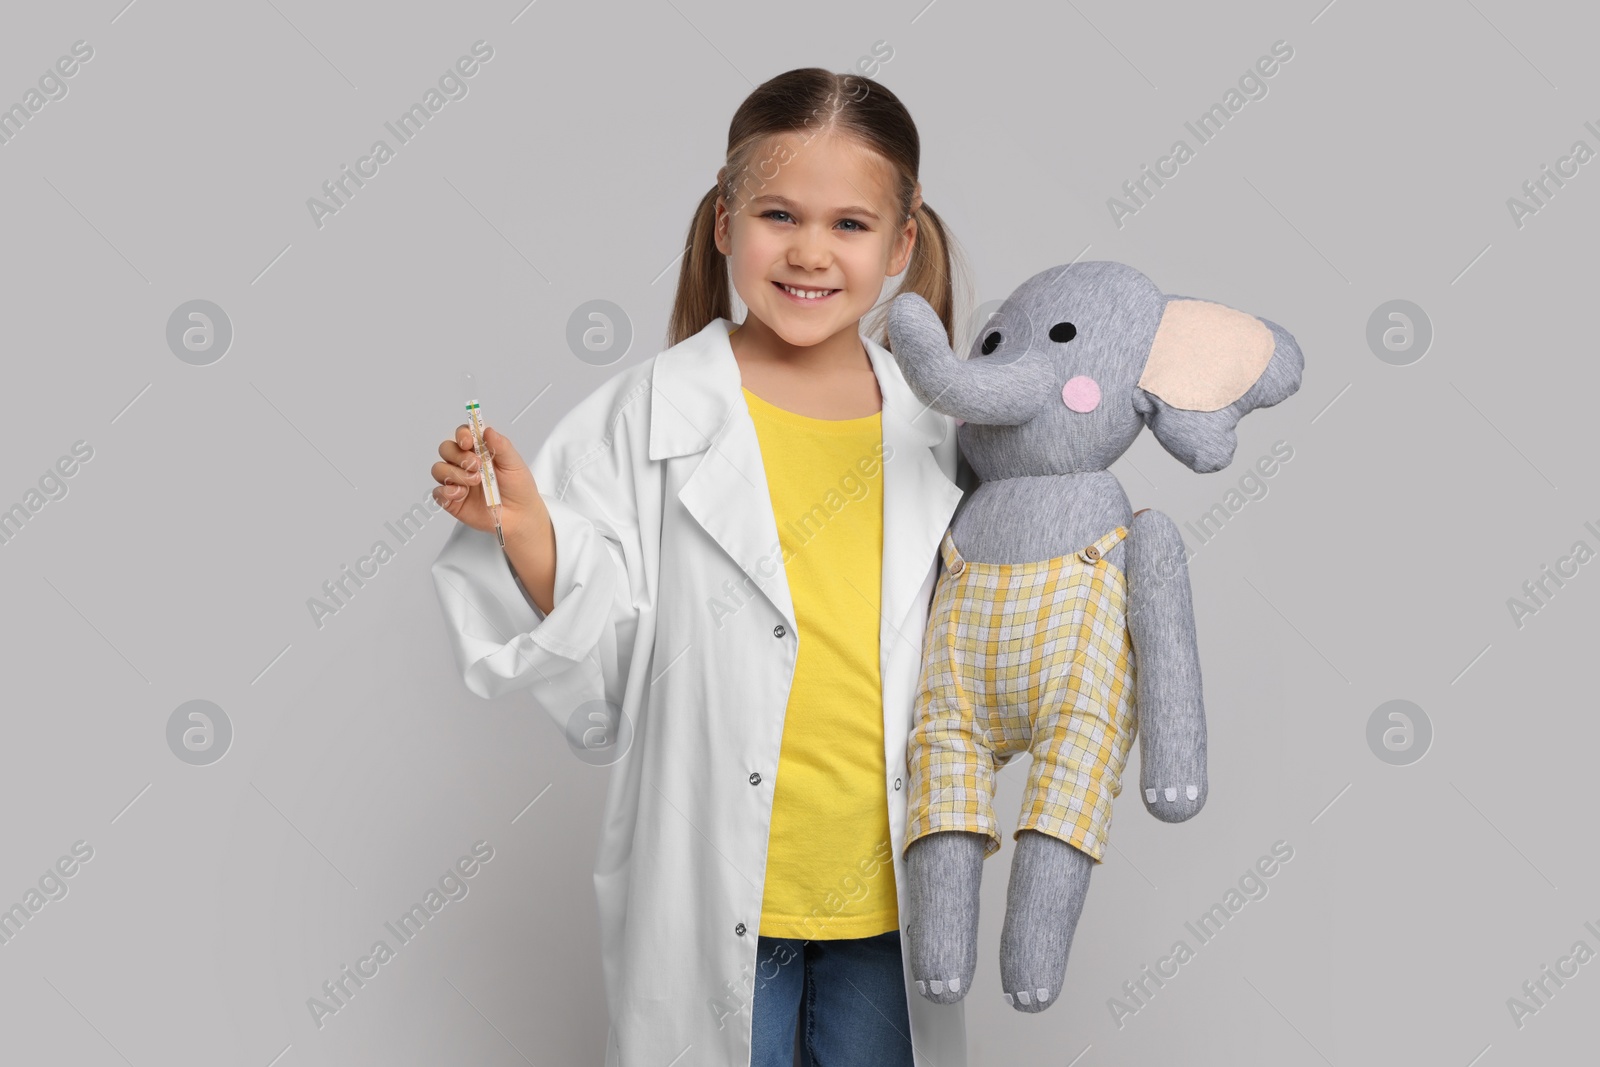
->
[742,384,898,939]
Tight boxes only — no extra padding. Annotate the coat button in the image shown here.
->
[749,772,762,785]
[735,922,747,936]
[773,624,787,638]
[894,777,902,790]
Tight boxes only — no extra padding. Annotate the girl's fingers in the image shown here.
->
[431,460,481,487]
[440,430,473,464]
[483,426,526,471]
[440,431,483,471]
[434,425,499,523]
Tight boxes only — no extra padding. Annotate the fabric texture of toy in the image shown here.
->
[886,260,1304,1012]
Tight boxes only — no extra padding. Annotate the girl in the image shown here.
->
[430,68,971,1067]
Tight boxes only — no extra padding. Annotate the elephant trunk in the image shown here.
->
[888,294,1056,427]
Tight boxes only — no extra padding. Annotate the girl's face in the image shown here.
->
[714,131,917,350]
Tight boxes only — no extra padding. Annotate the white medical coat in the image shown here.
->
[431,316,970,1065]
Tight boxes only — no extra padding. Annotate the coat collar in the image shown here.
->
[649,316,963,641]
[647,316,948,459]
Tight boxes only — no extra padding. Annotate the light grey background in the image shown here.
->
[2,0,1595,1064]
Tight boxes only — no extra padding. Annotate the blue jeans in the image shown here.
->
[749,928,915,1067]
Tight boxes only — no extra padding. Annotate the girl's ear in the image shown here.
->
[888,213,917,276]
[712,195,733,257]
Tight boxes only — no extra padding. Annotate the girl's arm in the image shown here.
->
[431,380,648,720]
[502,495,557,615]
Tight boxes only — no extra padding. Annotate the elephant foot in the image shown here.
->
[1141,777,1207,822]
[999,829,1093,1013]
[905,830,986,1004]
[1140,733,1208,823]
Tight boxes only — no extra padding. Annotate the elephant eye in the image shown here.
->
[1049,322,1077,343]
[981,330,1002,355]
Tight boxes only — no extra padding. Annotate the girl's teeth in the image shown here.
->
[782,284,836,300]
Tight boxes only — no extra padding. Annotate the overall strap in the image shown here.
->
[940,527,965,575]
[1078,525,1129,564]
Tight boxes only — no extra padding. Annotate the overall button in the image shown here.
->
[734,922,747,936]
[773,624,787,638]
[749,772,762,786]
[948,559,965,576]
[1082,545,1101,562]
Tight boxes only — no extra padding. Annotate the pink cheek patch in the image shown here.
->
[955,417,965,426]
[1062,375,1101,413]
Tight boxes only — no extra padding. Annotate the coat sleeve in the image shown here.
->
[430,379,647,730]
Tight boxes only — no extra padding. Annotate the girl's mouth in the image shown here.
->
[773,281,840,303]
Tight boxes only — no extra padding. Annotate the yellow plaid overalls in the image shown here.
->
[905,525,1137,864]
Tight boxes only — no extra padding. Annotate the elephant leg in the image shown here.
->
[998,829,1093,1012]
[1125,508,1208,822]
[905,830,987,1004]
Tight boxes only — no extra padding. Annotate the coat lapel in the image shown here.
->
[649,316,963,641]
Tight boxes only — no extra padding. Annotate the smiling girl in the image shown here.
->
[431,67,972,1066]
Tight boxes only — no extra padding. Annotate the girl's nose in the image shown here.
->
[1062,375,1100,413]
[789,232,831,269]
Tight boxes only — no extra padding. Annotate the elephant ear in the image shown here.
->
[1132,295,1304,473]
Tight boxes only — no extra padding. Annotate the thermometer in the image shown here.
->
[461,372,504,547]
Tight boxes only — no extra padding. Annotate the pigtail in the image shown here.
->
[667,184,734,349]
[872,201,964,353]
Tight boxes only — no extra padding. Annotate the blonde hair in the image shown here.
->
[668,67,967,352]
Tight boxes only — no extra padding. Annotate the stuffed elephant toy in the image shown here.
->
[887,259,1304,1012]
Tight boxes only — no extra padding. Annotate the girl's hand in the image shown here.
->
[432,424,545,543]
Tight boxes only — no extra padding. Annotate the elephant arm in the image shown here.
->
[1124,508,1208,823]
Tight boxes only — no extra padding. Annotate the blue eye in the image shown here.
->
[757,210,865,231]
